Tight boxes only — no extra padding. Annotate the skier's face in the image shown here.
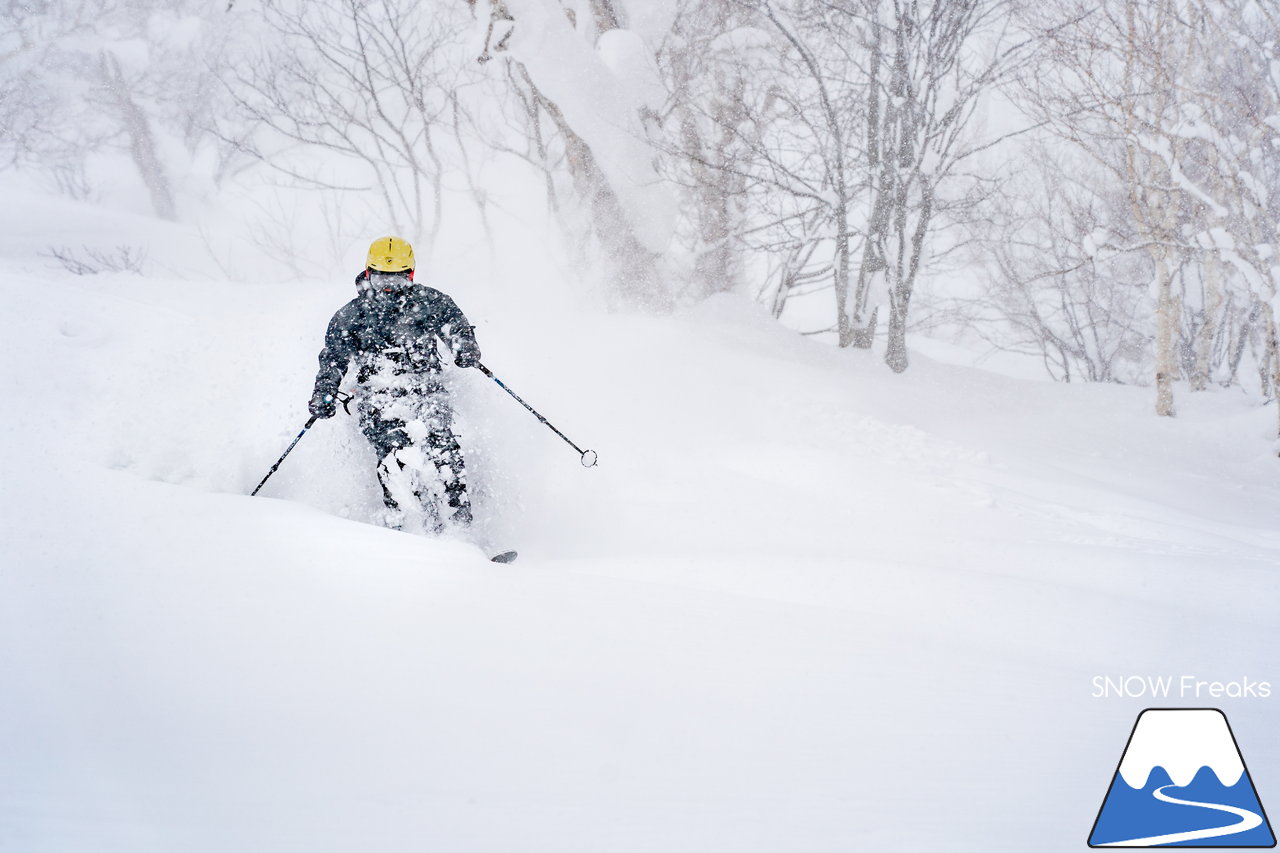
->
[368,270,413,299]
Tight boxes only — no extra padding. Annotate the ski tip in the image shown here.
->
[489,550,518,564]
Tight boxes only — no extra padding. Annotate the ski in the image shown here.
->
[489,550,518,564]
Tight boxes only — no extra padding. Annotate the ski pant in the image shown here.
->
[356,385,471,531]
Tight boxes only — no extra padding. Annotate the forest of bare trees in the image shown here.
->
[3,0,1279,427]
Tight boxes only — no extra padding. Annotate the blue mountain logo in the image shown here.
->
[1089,708,1275,847]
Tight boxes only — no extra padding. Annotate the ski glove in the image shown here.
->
[309,390,337,419]
[454,339,482,369]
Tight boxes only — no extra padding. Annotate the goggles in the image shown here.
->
[366,269,415,294]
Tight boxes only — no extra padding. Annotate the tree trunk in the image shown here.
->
[524,65,665,309]
[102,52,176,221]
[497,2,668,309]
[1191,250,1222,391]
[1153,253,1178,417]
[834,202,853,346]
[687,85,745,299]
[1264,310,1280,442]
[588,0,622,31]
[885,295,909,373]
[849,10,885,349]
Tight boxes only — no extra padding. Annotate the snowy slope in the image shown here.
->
[2,211,1279,852]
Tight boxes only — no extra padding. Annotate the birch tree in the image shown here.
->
[1183,0,1280,425]
[1020,0,1280,425]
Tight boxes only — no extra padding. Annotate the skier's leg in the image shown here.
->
[357,398,417,527]
[428,430,472,527]
[419,391,472,530]
[359,386,469,535]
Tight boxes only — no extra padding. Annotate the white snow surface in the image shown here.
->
[3,208,1280,852]
[1118,709,1244,789]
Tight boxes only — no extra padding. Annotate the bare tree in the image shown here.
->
[655,0,1016,365]
[1017,0,1280,430]
[756,1,864,343]
[1184,0,1280,427]
[228,0,477,247]
[1,0,231,219]
[974,144,1152,383]
[43,244,149,276]
[841,0,1020,372]
[654,0,756,301]
[473,0,674,309]
[97,50,176,220]
[645,0,864,331]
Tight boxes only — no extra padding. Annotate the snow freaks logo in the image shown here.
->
[1091,675,1271,700]
[1088,709,1276,848]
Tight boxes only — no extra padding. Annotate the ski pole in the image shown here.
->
[250,416,317,496]
[477,363,598,467]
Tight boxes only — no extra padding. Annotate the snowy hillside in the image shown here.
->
[2,199,1279,852]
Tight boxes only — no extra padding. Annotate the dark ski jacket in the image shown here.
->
[311,274,480,401]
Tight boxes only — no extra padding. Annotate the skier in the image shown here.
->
[308,236,483,534]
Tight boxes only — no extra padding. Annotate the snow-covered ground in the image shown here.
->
[2,198,1279,852]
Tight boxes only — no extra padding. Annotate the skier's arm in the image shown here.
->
[438,295,482,368]
[311,310,356,413]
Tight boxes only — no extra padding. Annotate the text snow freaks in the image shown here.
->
[1091,676,1271,700]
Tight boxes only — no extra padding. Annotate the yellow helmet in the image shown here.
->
[366,236,414,273]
